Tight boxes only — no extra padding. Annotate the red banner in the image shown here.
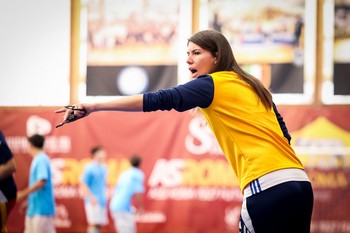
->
[1,106,350,233]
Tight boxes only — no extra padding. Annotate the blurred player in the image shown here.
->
[109,155,145,233]
[0,130,17,233]
[17,134,56,233]
[80,146,108,233]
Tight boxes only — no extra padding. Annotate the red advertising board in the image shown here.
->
[1,106,349,233]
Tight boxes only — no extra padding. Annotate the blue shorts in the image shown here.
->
[239,181,314,233]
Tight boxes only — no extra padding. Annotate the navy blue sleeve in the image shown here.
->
[143,75,214,112]
[0,131,13,164]
[273,103,292,144]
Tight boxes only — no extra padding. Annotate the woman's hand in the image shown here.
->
[55,103,94,127]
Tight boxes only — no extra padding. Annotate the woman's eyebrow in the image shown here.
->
[189,49,200,53]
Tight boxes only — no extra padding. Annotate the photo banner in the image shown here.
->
[206,0,313,102]
[85,0,181,97]
[334,0,350,95]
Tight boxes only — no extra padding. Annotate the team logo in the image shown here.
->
[26,115,52,136]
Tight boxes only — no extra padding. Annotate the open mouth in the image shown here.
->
[189,68,198,76]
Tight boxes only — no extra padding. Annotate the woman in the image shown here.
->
[56,30,313,232]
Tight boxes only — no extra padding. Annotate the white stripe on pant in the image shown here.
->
[239,198,255,233]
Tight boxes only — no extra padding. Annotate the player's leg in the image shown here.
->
[112,212,136,233]
[23,216,34,233]
[0,199,15,233]
[0,202,8,233]
[31,216,56,233]
[85,203,100,233]
[85,203,108,233]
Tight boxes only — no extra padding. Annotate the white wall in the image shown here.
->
[0,0,71,106]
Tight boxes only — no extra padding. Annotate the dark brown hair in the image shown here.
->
[130,155,142,168]
[28,134,45,149]
[188,30,273,110]
[90,145,104,157]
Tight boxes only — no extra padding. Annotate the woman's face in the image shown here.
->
[187,42,217,79]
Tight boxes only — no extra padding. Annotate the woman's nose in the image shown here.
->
[186,56,193,64]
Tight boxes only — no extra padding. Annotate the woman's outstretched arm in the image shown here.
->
[55,94,144,125]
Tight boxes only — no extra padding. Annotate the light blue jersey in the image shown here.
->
[27,152,55,217]
[81,162,108,206]
[110,167,145,213]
